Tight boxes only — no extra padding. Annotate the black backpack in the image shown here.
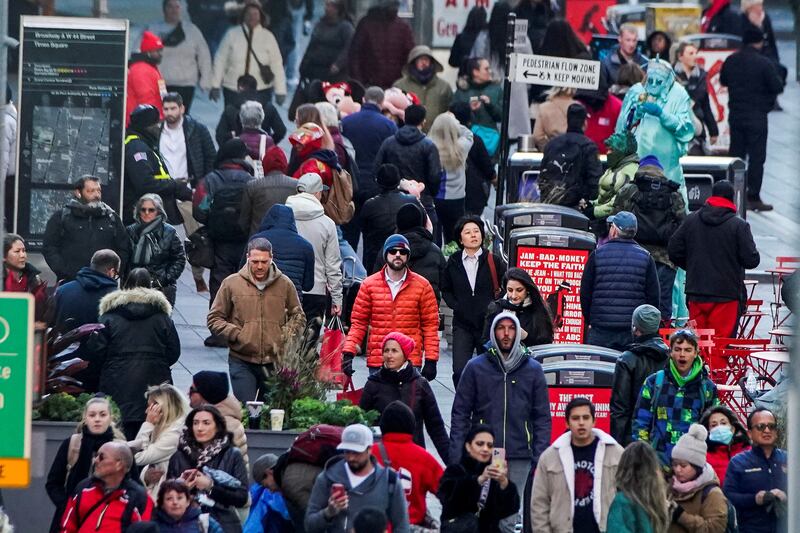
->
[207,173,247,242]
[629,173,680,245]
[538,141,583,205]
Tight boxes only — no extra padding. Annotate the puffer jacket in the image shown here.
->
[60,476,153,532]
[610,334,670,446]
[360,364,450,462]
[373,225,446,301]
[284,192,343,305]
[343,265,439,368]
[126,55,164,125]
[531,429,624,533]
[374,126,442,206]
[593,154,639,220]
[580,238,660,329]
[668,465,729,533]
[182,114,217,184]
[215,395,250,471]
[360,189,418,273]
[87,288,180,424]
[126,219,186,301]
[250,204,315,295]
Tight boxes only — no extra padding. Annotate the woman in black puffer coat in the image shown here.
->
[360,332,450,463]
[126,193,186,306]
[86,271,180,439]
[483,267,554,347]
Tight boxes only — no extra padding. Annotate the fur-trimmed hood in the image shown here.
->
[98,287,172,318]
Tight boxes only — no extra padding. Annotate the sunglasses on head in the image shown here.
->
[387,248,409,256]
[140,207,157,213]
[753,423,777,432]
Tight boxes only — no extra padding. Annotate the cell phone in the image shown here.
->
[470,96,479,103]
[492,448,505,469]
[331,483,346,499]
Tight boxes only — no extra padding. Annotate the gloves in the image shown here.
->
[420,359,437,381]
[209,88,221,102]
[640,102,663,117]
[275,94,286,106]
[671,505,684,523]
[342,353,355,376]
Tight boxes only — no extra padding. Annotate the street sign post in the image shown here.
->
[0,293,34,488]
[511,53,601,90]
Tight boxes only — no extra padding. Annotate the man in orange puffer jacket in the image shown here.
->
[342,234,440,380]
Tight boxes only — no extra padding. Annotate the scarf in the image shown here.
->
[132,216,164,267]
[67,426,116,493]
[669,356,703,387]
[672,463,717,495]
[408,64,435,85]
[179,427,230,469]
[706,196,736,211]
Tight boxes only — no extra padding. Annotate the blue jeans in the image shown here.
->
[586,326,631,351]
[229,357,274,403]
[338,227,367,280]
[656,262,677,322]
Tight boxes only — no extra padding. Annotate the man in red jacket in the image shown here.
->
[342,234,440,379]
[126,30,167,125]
[372,401,444,527]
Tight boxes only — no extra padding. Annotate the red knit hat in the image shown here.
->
[140,31,164,53]
[262,146,288,174]
[382,332,416,359]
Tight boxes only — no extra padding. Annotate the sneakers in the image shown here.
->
[204,334,227,348]
[747,198,774,212]
[195,277,208,293]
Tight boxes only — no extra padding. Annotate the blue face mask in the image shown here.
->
[709,425,734,445]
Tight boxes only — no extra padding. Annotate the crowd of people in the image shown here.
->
[0,0,793,532]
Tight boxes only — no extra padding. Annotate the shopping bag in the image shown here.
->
[336,376,363,405]
[317,316,346,385]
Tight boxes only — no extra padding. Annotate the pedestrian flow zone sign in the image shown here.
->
[0,294,34,488]
[511,53,601,91]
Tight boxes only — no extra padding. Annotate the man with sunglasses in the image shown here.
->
[724,407,787,533]
[342,234,439,379]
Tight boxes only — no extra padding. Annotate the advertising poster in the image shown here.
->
[646,5,702,41]
[516,246,589,343]
[564,0,615,44]
[16,17,128,246]
[432,0,497,48]
[549,387,612,440]
[695,48,736,152]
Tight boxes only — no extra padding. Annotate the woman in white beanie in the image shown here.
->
[668,423,730,532]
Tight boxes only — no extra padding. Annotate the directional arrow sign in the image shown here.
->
[511,53,600,90]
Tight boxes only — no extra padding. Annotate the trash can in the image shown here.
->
[493,203,590,260]
[542,360,616,441]
[531,343,621,365]
[509,227,596,343]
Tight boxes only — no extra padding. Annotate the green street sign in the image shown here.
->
[0,293,34,488]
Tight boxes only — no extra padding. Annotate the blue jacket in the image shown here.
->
[250,204,315,295]
[53,267,119,332]
[449,312,551,464]
[243,483,291,533]
[723,446,788,533]
[341,103,398,201]
[580,238,660,329]
[153,506,224,533]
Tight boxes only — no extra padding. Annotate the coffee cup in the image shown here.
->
[270,409,285,431]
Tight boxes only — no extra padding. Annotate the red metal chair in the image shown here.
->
[707,337,770,385]
[737,299,768,339]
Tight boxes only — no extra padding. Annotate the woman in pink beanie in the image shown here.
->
[359,331,451,463]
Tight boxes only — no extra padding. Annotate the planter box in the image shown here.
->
[244,428,302,459]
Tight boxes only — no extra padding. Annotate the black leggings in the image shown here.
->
[435,198,465,246]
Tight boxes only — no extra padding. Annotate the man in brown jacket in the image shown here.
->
[207,237,305,402]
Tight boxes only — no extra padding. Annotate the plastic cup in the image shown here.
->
[245,401,264,429]
[270,409,285,431]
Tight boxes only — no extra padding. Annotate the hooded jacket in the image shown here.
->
[53,267,119,332]
[393,51,453,129]
[374,126,442,205]
[304,455,411,533]
[208,263,305,365]
[43,199,131,282]
[539,128,603,208]
[449,312,551,463]
[250,204,315,295]
[668,464,729,533]
[482,268,553,347]
[341,103,398,201]
[531,429,624,533]
[284,192,343,305]
[610,334,670,446]
[668,196,760,303]
[153,506,223,533]
[126,54,165,125]
[373,224,446,300]
[360,189,418,273]
[88,288,180,423]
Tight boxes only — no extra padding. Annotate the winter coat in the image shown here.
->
[372,433,444,525]
[299,17,355,81]
[43,200,131,281]
[449,313,551,463]
[703,3,742,35]
[360,364,450,462]
[448,29,480,70]
[347,9,415,89]
[147,20,213,90]
[374,126,442,206]
[452,79,504,130]
[126,55,164,125]
[668,465,729,533]
[584,93,623,155]
[130,418,185,496]
[438,453,521,533]
[208,260,305,364]
[284,192,343,305]
[707,437,749,486]
[741,14,782,71]
[87,288,180,424]
[441,248,506,331]
[373,226,446,301]
[393,74,453,130]
[153,506,223,533]
[605,492,656,533]
[533,94,576,150]
[723,446,788,533]
[668,196,760,304]
[340,104,398,200]
[250,204,315,295]
[3,263,49,321]
[244,485,291,533]
[281,462,322,530]
[193,162,254,235]
[238,128,275,162]
[240,172,298,236]
[435,124,473,200]
[720,46,783,117]
[600,46,648,84]
[360,189,419,273]
[610,334,670,446]
[167,440,250,533]
[531,429,624,533]
[580,238,660,329]
[216,92,287,146]
[633,361,719,464]
[180,114,217,184]
[215,395,250,472]
[305,455,411,533]
[212,24,287,95]
[53,267,118,332]
[60,476,153,533]
[674,64,720,139]
[124,129,185,225]
[343,265,440,368]
[126,219,186,296]
[1,102,16,178]
[465,133,495,214]
[539,129,603,207]
[592,153,639,220]
[483,296,554,347]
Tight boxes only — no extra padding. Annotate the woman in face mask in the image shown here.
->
[699,405,751,485]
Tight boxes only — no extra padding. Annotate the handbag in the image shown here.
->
[243,26,274,85]
[471,124,500,157]
[317,316,346,385]
[441,472,491,533]
[336,376,363,405]
[184,227,214,269]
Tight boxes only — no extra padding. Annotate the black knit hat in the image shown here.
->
[396,202,425,232]
[712,180,735,201]
[192,371,230,404]
[215,138,250,166]
[379,400,416,435]
[376,163,402,190]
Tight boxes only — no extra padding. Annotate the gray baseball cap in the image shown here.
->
[337,424,374,453]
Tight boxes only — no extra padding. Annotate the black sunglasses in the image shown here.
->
[753,423,777,432]
[387,248,409,256]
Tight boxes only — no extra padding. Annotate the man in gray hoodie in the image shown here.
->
[305,424,410,533]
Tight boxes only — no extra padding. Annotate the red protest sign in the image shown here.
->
[548,387,611,442]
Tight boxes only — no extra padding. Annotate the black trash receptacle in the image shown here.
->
[493,204,589,260]
[531,343,621,365]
